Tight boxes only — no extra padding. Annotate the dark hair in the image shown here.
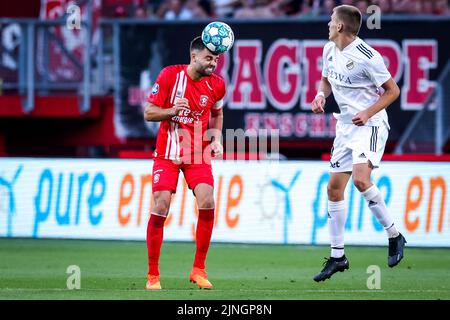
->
[190,36,207,51]
[334,5,362,35]
[190,36,217,54]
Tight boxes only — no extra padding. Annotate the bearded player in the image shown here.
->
[143,36,225,290]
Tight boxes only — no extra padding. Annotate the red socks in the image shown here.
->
[147,209,215,275]
[193,209,215,269]
[147,213,166,276]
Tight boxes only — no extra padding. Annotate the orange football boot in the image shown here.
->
[145,274,161,290]
[189,267,213,289]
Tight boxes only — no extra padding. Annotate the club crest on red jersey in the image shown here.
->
[199,95,209,107]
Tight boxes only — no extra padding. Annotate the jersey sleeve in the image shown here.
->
[322,42,331,77]
[147,67,172,108]
[212,78,226,114]
[364,53,392,88]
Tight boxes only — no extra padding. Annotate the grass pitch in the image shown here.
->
[0,238,449,300]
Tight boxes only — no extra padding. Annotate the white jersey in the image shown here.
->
[322,37,392,129]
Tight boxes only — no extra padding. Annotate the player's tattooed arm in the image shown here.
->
[144,99,190,122]
[312,76,332,114]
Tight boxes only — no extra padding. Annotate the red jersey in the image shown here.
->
[148,65,226,163]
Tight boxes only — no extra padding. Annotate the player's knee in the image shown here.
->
[353,178,370,192]
[153,198,170,215]
[198,195,215,209]
[327,185,344,202]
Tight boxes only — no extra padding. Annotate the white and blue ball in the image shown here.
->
[201,21,234,54]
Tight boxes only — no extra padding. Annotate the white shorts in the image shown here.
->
[329,121,389,173]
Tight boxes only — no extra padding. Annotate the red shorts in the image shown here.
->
[152,158,214,193]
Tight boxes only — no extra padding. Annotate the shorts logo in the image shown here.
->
[152,83,159,95]
[330,161,340,168]
[154,173,160,184]
[199,95,209,107]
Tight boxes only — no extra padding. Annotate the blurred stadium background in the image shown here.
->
[1,0,450,300]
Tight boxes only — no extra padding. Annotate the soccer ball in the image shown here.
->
[201,21,234,54]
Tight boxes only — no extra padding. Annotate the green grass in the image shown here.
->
[0,238,449,300]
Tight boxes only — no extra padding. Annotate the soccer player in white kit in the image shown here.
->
[311,4,406,282]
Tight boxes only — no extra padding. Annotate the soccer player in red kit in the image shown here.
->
[143,36,225,290]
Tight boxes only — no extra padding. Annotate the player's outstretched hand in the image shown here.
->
[210,141,223,158]
[312,96,325,113]
[352,111,370,126]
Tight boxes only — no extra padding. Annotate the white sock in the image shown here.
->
[328,200,346,258]
[362,185,399,238]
